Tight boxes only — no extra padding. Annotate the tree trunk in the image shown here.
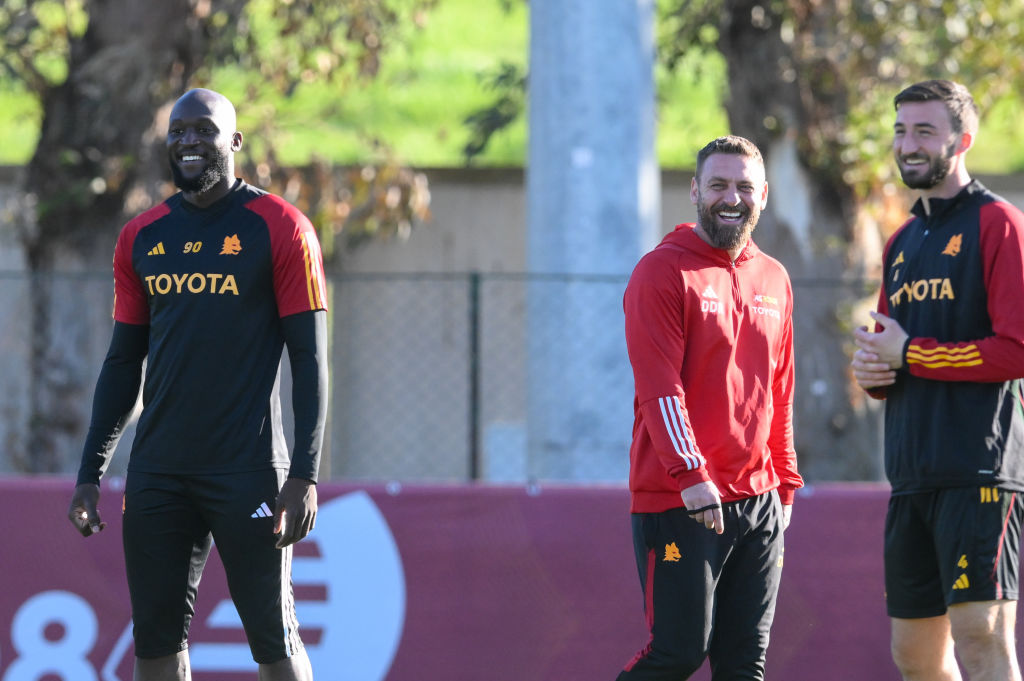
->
[718,0,885,480]
[19,0,214,471]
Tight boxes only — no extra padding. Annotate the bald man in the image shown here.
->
[68,88,328,681]
[167,88,242,203]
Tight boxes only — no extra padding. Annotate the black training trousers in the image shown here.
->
[617,490,784,681]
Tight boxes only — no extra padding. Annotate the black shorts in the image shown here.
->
[122,469,304,663]
[885,486,1023,619]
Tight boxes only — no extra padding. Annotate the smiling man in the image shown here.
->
[68,88,328,681]
[615,136,802,680]
[853,80,1024,681]
[167,90,241,201]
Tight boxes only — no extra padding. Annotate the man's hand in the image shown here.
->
[681,481,724,535]
[274,478,317,549]
[851,347,897,390]
[853,311,909,370]
[782,503,793,530]
[68,483,106,537]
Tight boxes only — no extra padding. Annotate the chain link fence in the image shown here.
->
[328,272,640,482]
[0,270,883,483]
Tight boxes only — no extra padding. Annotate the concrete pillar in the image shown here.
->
[525,0,659,480]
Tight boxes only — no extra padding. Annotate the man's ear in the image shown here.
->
[956,130,973,155]
[231,131,243,152]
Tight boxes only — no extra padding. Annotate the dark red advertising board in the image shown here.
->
[0,479,939,680]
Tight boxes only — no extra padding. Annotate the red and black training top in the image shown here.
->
[108,179,327,478]
[871,180,1024,494]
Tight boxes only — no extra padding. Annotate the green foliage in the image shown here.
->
[462,61,526,163]
[0,0,87,90]
[458,0,728,168]
[240,159,430,259]
[0,0,534,168]
[660,0,1024,186]
[0,80,41,161]
[656,49,730,169]
[209,0,530,168]
[820,0,1024,194]
[1,0,448,259]
[210,0,436,89]
[1,0,1022,175]
[656,0,720,65]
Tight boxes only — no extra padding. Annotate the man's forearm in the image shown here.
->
[77,322,148,485]
[282,310,328,482]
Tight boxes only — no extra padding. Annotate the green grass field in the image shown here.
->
[2,0,1023,173]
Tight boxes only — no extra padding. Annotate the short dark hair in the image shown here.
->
[695,136,764,180]
[893,79,979,137]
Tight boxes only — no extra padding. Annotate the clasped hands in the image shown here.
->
[851,310,909,390]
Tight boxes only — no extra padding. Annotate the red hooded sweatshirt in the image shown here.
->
[623,224,803,513]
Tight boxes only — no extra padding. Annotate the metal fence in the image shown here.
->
[315,272,638,482]
[0,270,881,483]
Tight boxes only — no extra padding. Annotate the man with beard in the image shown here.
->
[853,80,1024,681]
[67,88,327,681]
[615,135,802,680]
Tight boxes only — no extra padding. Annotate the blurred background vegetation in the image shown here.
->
[3,0,1023,173]
[3,0,1024,476]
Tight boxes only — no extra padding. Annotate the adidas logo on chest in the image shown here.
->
[700,284,723,314]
